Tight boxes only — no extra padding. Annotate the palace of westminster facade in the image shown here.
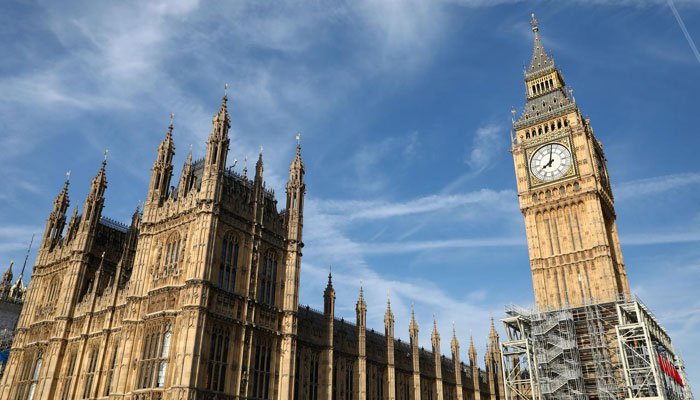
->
[0,14,692,400]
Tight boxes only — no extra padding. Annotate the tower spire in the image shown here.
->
[528,13,554,74]
[81,152,108,231]
[43,171,71,248]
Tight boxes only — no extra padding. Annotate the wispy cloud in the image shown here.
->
[466,124,506,174]
[318,189,515,221]
[615,172,700,201]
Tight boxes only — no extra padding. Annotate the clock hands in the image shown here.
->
[541,146,555,171]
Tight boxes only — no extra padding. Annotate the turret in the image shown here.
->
[324,272,335,317]
[65,206,80,243]
[285,135,305,243]
[42,172,70,249]
[451,326,464,400]
[486,318,504,400]
[201,94,231,200]
[470,335,481,400]
[1,261,13,287]
[409,305,421,400]
[80,154,108,233]
[320,272,335,400]
[147,117,175,204]
[356,285,367,400]
[385,296,396,400]
[432,318,444,400]
[1,262,13,299]
[177,145,194,197]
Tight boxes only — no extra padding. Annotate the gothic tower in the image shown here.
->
[511,14,630,310]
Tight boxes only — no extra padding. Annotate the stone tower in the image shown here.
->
[511,14,630,310]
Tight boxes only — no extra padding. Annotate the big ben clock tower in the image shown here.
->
[512,15,630,310]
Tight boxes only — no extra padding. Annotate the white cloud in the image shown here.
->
[318,189,515,221]
[466,124,505,173]
[616,172,700,201]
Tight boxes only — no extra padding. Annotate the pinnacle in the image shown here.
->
[528,13,554,74]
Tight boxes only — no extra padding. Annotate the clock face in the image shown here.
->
[530,143,572,182]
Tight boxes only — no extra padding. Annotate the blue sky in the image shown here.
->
[1,0,700,387]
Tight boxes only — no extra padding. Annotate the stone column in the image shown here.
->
[355,286,367,400]
[385,298,396,400]
[451,327,464,400]
[432,319,444,400]
[320,273,335,400]
[409,306,420,400]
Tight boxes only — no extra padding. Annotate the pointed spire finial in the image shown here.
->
[243,155,248,177]
[169,112,175,126]
[103,149,109,163]
[19,233,34,279]
[66,170,71,182]
[530,13,538,33]
[260,145,264,155]
[224,83,229,98]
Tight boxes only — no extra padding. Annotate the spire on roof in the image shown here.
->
[469,334,477,360]
[409,303,419,338]
[528,13,554,74]
[451,323,460,351]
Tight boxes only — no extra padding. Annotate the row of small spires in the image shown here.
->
[321,273,501,363]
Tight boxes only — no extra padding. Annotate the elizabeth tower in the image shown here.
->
[511,15,630,310]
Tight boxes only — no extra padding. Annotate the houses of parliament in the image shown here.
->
[0,14,692,400]
[0,64,504,400]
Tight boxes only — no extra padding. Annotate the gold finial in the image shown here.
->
[66,170,71,181]
[530,13,538,33]
[103,149,109,162]
[295,132,301,145]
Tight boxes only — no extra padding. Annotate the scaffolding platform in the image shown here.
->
[500,297,693,400]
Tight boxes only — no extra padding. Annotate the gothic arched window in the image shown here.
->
[81,347,98,399]
[163,233,182,276]
[138,322,173,389]
[251,338,273,399]
[207,326,230,392]
[104,343,119,396]
[259,251,278,306]
[219,233,240,292]
[46,275,61,304]
[25,353,42,400]
[156,324,172,388]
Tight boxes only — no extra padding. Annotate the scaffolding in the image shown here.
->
[501,298,693,400]
[530,309,585,400]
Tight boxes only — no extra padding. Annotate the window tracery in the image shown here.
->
[219,233,240,292]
